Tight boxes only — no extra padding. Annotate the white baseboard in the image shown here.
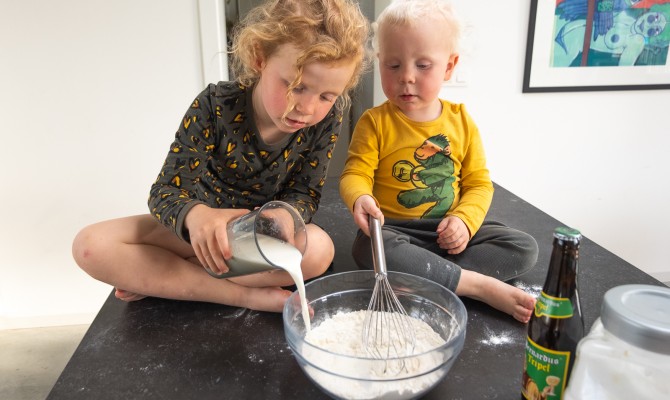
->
[649,271,670,285]
[0,312,95,331]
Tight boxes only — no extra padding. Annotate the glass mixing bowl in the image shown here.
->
[283,270,467,400]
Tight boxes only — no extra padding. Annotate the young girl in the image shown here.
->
[72,0,370,313]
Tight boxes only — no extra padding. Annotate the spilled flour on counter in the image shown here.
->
[481,329,514,347]
[302,310,449,399]
[513,281,542,298]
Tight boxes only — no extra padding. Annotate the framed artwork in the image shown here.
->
[523,0,670,92]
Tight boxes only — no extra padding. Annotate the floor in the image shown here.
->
[0,324,89,400]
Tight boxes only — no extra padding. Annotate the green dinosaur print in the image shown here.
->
[395,134,455,219]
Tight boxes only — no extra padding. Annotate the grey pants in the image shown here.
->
[352,219,539,292]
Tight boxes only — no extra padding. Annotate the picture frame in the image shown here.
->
[523,0,670,93]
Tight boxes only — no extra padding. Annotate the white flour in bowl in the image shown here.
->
[305,310,444,357]
[302,310,448,399]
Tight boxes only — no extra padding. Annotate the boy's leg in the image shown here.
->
[448,220,539,281]
[456,269,537,323]
[351,223,462,291]
[351,219,538,323]
[446,221,538,322]
[72,215,328,312]
[352,219,538,282]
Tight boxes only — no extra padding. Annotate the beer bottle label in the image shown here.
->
[534,291,573,318]
[522,337,570,399]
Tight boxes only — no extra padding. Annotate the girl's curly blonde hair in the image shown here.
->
[230,0,371,112]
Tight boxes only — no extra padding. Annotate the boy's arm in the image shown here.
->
[448,111,493,237]
[339,110,380,213]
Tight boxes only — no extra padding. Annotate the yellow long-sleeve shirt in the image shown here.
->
[340,100,493,237]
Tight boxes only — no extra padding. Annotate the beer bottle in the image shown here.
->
[521,227,584,400]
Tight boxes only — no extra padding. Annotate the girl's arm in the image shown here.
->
[277,108,343,223]
[148,86,217,241]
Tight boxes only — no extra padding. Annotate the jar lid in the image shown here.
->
[601,284,670,355]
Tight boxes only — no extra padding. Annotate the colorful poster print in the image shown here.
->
[551,0,670,68]
[523,0,670,91]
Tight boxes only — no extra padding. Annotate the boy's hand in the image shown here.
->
[353,195,383,236]
[436,215,470,254]
[184,204,250,274]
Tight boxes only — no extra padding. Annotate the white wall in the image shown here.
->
[1,0,668,330]
[456,2,669,284]
[0,0,204,329]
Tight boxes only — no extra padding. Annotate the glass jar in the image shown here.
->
[564,284,670,400]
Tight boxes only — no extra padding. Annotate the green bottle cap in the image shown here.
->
[553,227,582,242]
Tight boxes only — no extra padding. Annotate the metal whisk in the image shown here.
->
[363,215,416,362]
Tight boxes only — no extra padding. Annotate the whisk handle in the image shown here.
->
[369,215,387,276]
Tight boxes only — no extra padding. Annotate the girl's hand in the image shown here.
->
[436,215,470,254]
[352,195,383,236]
[184,204,250,274]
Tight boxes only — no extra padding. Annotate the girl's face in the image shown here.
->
[378,22,458,122]
[253,44,356,143]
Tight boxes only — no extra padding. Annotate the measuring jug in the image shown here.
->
[205,201,307,279]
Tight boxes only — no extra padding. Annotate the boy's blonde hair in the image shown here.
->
[231,0,371,112]
[375,0,462,54]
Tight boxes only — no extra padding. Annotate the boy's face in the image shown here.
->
[378,22,458,122]
[253,44,355,142]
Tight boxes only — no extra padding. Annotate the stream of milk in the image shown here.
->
[230,232,310,330]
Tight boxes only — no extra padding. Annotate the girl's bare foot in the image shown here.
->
[236,286,293,313]
[115,288,147,302]
[114,285,292,312]
[456,270,536,323]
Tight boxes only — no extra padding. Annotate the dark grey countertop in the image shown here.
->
[48,182,664,399]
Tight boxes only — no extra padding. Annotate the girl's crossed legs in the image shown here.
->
[72,214,333,312]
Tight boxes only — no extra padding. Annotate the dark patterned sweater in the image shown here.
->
[148,82,342,242]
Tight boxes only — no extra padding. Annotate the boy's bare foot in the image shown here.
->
[456,271,536,323]
[115,288,147,302]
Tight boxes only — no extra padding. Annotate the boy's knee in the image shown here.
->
[517,233,539,272]
[351,228,411,271]
[351,231,373,270]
